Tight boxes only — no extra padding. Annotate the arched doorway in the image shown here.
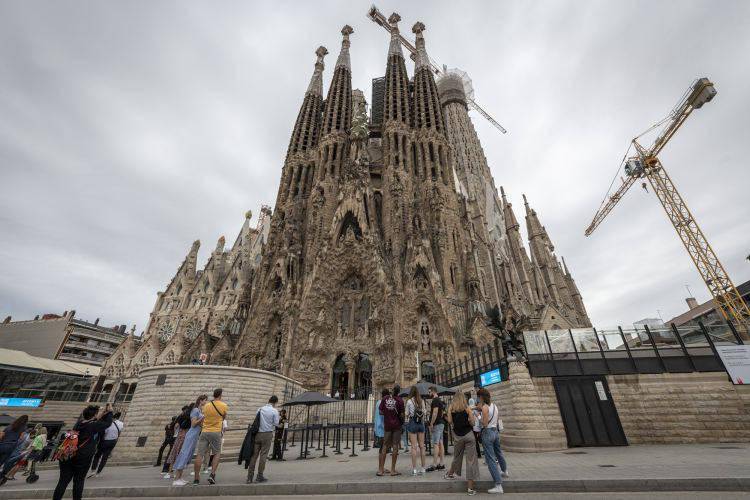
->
[354,353,372,400]
[421,361,436,384]
[331,354,348,399]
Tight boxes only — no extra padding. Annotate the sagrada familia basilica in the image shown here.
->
[100,14,590,397]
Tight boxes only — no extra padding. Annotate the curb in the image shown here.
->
[1,477,749,498]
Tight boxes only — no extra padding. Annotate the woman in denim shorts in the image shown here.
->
[405,386,427,475]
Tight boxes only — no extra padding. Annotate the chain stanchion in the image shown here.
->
[289,429,296,448]
[321,419,329,458]
[344,425,351,450]
[362,424,370,451]
[334,425,343,455]
[316,425,322,450]
[297,425,305,460]
[349,424,358,457]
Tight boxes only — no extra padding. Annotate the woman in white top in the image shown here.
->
[477,388,508,494]
[405,386,427,475]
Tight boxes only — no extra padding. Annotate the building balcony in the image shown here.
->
[64,339,117,355]
[70,326,127,345]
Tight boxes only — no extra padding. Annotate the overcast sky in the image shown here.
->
[1,0,749,332]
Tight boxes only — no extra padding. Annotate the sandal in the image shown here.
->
[376,472,385,477]
[390,471,402,476]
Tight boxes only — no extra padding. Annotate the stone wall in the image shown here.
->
[113,365,304,462]
[607,372,750,444]
[488,361,567,452]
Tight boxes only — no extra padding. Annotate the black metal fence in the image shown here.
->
[435,339,508,388]
[523,320,743,378]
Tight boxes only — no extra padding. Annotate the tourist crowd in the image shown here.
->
[375,385,508,495]
[0,384,506,497]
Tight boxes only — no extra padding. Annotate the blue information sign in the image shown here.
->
[0,398,43,408]
[479,368,503,387]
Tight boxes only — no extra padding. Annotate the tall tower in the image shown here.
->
[232,12,591,393]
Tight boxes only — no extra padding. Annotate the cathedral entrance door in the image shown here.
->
[332,354,348,399]
[354,353,372,400]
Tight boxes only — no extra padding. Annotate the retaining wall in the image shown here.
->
[113,365,304,462]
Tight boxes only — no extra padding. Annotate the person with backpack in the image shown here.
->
[52,404,113,500]
[171,395,207,486]
[193,388,228,485]
[88,411,124,478]
[376,387,404,477]
[405,386,427,476]
[477,388,508,494]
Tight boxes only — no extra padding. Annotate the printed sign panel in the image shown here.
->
[0,398,43,408]
[716,345,750,385]
[479,368,503,387]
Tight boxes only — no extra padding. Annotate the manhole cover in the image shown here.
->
[598,464,616,468]
[563,451,587,455]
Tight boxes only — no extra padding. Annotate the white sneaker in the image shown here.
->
[419,468,426,475]
[502,470,510,478]
[488,484,504,494]
[190,471,195,476]
[412,469,418,476]
[172,479,188,487]
[162,473,171,479]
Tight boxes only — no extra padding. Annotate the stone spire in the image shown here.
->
[336,25,353,70]
[500,187,536,304]
[287,47,327,161]
[412,21,429,70]
[383,13,410,126]
[306,46,328,96]
[321,26,354,137]
[388,13,404,57]
[561,256,590,324]
[524,194,562,306]
[412,22,444,134]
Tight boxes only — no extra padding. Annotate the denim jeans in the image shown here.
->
[481,427,506,485]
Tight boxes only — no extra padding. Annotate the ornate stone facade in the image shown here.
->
[230,16,590,395]
[100,13,591,398]
[98,209,271,393]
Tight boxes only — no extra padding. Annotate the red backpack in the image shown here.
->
[53,430,89,462]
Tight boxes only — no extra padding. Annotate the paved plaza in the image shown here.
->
[0,443,749,498]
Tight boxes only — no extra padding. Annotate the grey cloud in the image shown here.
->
[1,0,748,330]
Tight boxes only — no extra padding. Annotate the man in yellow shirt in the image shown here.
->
[194,388,228,484]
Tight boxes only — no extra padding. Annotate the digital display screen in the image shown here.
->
[479,368,502,387]
[0,398,43,408]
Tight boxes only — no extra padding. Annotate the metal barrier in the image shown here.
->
[435,339,508,388]
[523,320,743,378]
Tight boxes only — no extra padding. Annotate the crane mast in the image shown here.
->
[585,78,749,337]
[367,5,507,134]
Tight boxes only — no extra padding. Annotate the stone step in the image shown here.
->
[0,477,748,499]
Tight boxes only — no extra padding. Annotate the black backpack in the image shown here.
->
[413,401,425,424]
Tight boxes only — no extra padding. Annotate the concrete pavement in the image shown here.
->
[0,443,748,498]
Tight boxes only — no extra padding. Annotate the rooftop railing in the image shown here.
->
[522,320,742,378]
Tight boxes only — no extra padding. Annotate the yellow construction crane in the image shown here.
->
[367,5,507,134]
[585,78,749,338]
